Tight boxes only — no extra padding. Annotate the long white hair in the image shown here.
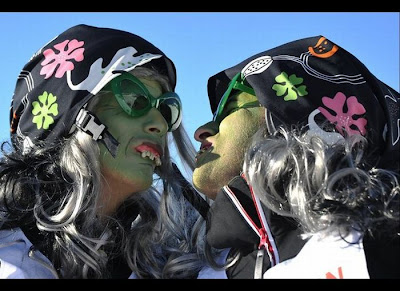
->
[0,66,210,278]
[244,121,399,240]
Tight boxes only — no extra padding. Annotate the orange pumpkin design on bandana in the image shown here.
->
[308,36,339,58]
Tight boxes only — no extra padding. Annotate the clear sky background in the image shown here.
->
[0,12,398,168]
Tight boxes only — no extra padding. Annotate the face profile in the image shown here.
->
[193,90,263,200]
[92,74,169,215]
[0,24,208,279]
[193,34,400,279]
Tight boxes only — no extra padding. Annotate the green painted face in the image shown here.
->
[193,91,264,200]
[93,76,168,214]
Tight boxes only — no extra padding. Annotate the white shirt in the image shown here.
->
[0,228,58,279]
[263,230,370,278]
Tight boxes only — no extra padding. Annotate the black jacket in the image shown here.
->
[206,175,400,279]
[206,175,306,278]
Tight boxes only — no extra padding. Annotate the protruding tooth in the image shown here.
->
[155,156,162,166]
[140,150,161,166]
[149,152,155,160]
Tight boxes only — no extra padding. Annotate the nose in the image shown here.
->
[194,122,218,142]
[144,108,169,136]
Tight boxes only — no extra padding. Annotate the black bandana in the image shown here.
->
[207,36,399,170]
[9,24,176,152]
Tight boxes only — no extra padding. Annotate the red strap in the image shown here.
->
[241,173,276,265]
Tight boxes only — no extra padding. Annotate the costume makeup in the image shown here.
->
[203,35,399,278]
[10,24,177,157]
[208,35,399,170]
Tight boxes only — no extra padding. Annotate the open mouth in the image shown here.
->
[195,142,213,161]
[135,143,162,166]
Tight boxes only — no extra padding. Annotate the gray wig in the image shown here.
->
[0,67,209,278]
[244,121,399,240]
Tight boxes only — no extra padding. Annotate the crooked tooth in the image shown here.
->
[149,152,155,161]
[141,151,149,158]
[140,150,161,166]
[155,156,162,166]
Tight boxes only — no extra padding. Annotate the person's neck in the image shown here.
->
[99,177,135,217]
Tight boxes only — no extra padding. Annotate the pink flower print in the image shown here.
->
[40,39,85,79]
[318,92,367,136]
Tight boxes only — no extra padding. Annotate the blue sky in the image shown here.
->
[0,12,398,163]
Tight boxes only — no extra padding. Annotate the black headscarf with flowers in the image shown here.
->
[9,24,176,156]
[207,35,399,170]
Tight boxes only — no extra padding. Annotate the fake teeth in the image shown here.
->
[141,150,162,166]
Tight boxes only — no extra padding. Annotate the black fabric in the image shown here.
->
[10,24,177,150]
[105,229,133,279]
[105,202,141,278]
[206,176,260,249]
[207,35,399,171]
[107,255,132,279]
[105,197,142,278]
[100,128,120,158]
[206,176,306,279]
[363,232,400,278]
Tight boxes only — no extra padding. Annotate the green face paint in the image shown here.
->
[93,76,168,212]
[193,91,263,200]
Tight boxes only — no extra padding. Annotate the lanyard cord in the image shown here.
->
[240,173,279,267]
[222,174,280,278]
[241,173,280,267]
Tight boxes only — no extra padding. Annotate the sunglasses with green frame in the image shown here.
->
[103,71,182,131]
[213,72,259,124]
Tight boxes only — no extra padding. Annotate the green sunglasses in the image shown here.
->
[213,72,257,123]
[105,71,182,131]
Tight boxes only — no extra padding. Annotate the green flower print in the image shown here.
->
[31,91,59,130]
[272,72,308,101]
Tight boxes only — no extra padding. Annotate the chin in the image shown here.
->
[118,173,153,194]
[133,179,153,193]
[192,171,217,200]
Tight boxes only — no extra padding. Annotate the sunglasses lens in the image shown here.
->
[110,72,181,130]
[213,73,242,123]
[213,88,231,123]
[120,79,150,111]
[158,95,182,131]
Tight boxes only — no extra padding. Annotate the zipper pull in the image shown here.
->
[254,248,265,279]
[254,228,268,279]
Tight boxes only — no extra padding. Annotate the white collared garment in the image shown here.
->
[263,230,370,279]
[0,228,58,279]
